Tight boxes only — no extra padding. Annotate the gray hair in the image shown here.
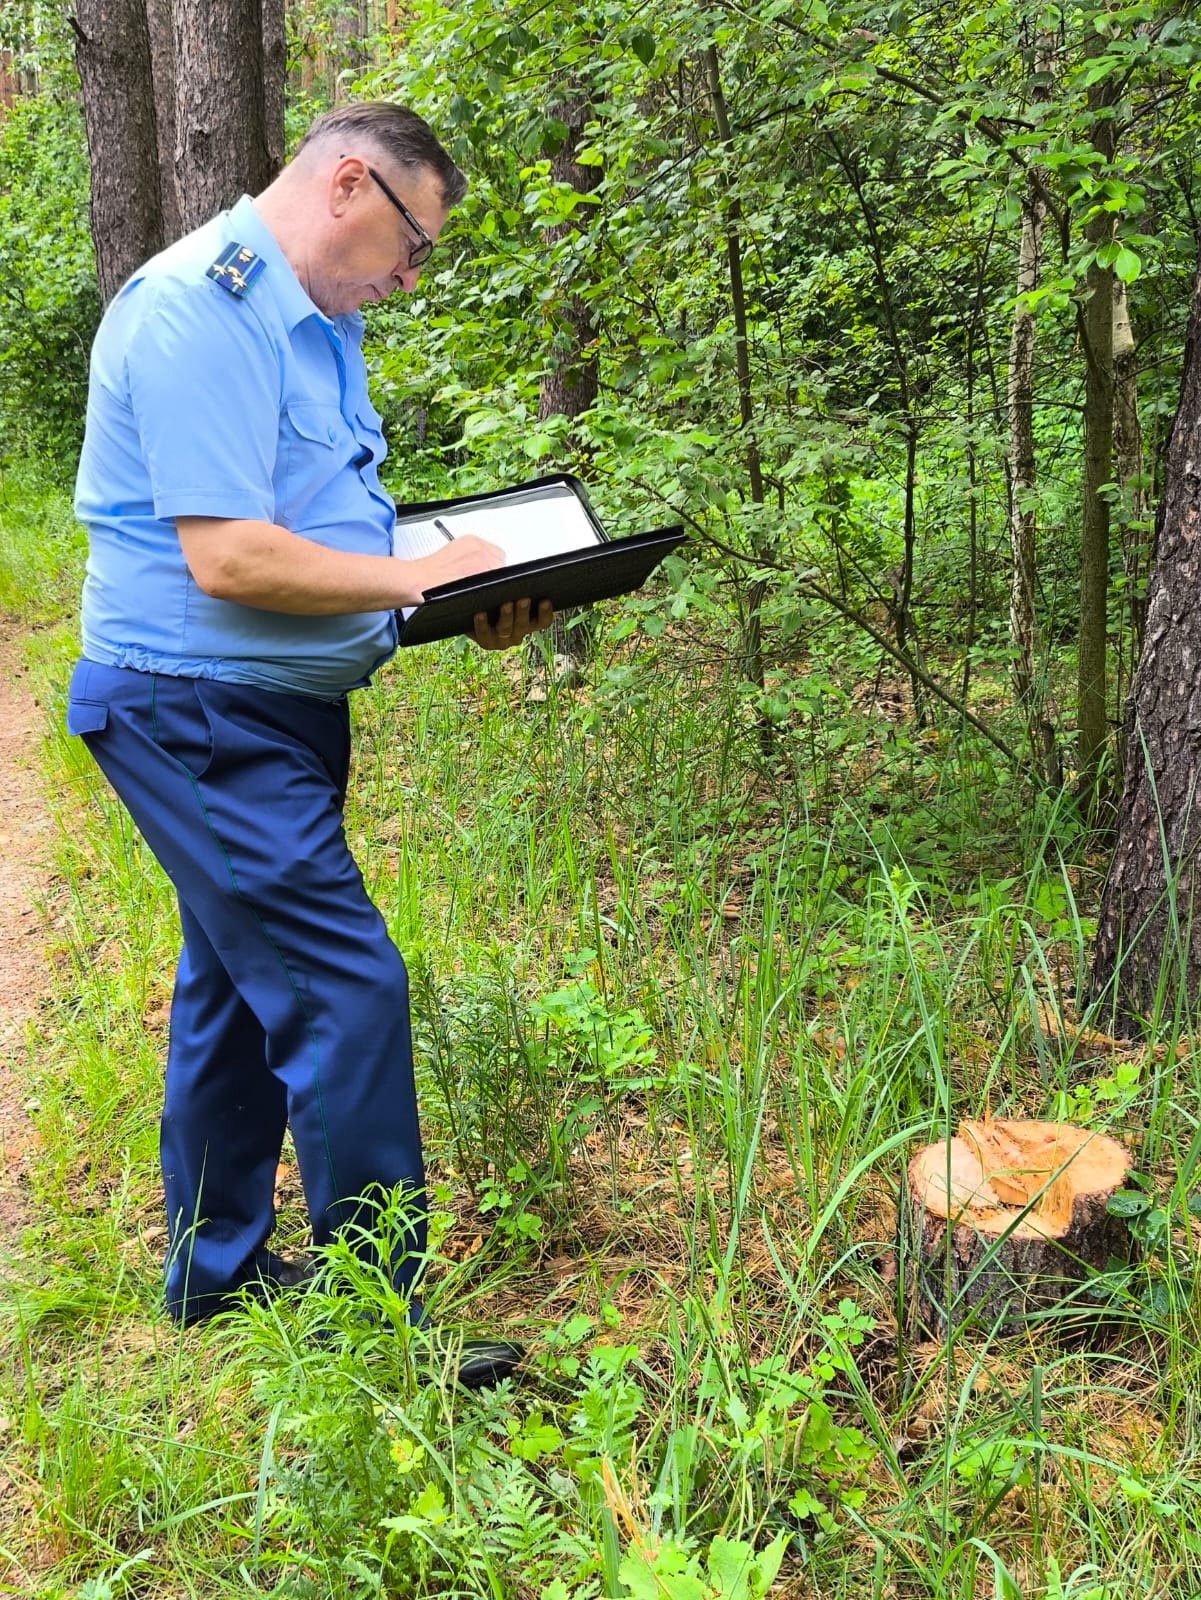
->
[296,102,468,208]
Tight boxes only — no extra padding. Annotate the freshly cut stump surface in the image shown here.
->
[906,1118,1131,1334]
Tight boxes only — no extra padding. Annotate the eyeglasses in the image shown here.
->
[365,164,434,268]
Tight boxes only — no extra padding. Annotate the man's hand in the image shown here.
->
[472,598,553,651]
[409,535,504,597]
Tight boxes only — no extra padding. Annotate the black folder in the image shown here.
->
[392,475,686,648]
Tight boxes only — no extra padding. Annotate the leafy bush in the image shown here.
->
[0,89,99,465]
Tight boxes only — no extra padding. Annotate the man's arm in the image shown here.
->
[176,515,553,649]
[176,514,503,612]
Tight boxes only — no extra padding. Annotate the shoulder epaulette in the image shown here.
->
[206,242,265,299]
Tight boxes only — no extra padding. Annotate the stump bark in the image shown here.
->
[906,1119,1131,1335]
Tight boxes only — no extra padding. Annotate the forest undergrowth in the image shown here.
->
[1,463,1199,1600]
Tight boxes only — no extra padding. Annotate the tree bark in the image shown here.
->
[331,0,369,102]
[1113,279,1150,660]
[173,0,273,231]
[537,111,600,427]
[73,0,164,303]
[261,0,286,179]
[1089,251,1201,1032]
[142,0,180,242]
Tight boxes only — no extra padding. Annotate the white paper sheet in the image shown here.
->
[392,481,602,568]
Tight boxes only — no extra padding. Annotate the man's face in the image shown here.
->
[313,156,449,317]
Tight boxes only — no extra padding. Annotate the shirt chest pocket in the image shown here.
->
[278,401,350,526]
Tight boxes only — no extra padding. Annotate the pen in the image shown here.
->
[433,517,454,543]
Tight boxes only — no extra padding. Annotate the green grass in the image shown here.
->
[1,465,1198,1598]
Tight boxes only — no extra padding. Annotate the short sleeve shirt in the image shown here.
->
[74,195,399,698]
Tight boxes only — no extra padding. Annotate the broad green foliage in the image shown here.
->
[0,85,99,463]
[5,0,1201,741]
[346,0,1201,741]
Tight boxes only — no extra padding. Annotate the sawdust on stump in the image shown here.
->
[906,1117,1131,1335]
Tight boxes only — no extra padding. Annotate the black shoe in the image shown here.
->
[259,1254,318,1292]
[433,1333,526,1390]
[171,1253,318,1325]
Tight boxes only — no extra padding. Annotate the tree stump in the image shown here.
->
[906,1119,1131,1335]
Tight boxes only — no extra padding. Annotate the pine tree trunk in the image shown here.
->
[536,105,600,423]
[173,0,273,231]
[1113,280,1149,659]
[331,0,369,101]
[261,0,286,178]
[72,0,164,303]
[143,0,179,242]
[1076,41,1119,798]
[1089,253,1201,1031]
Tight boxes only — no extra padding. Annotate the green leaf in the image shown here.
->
[706,1532,791,1598]
[619,1543,706,1600]
[521,431,555,459]
[508,1411,565,1461]
[460,409,506,441]
[1114,246,1141,283]
[788,1488,825,1521]
[541,118,569,157]
[630,29,656,65]
[414,1482,449,1520]
[1107,1189,1151,1217]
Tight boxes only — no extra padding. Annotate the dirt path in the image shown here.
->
[0,619,51,1239]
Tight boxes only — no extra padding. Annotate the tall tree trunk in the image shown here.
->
[537,114,600,425]
[331,0,369,102]
[1076,39,1119,799]
[173,0,273,230]
[1089,249,1201,1033]
[1,50,17,109]
[536,85,602,675]
[143,0,180,242]
[261,0,286,178]
[1113,279,1149,663]
[1006,31,1054,736]
[72,0,164,303]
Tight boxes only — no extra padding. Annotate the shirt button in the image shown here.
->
[327,426,336,442]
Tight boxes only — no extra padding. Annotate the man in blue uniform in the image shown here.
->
[68,102,549,1383]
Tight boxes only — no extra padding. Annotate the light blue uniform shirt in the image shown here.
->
[75,195,399,698]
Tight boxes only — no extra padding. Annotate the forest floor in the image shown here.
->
[0,618,53,1242]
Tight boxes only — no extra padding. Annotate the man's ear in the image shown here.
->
[328,154,367,218]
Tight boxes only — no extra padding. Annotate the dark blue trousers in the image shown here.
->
[66,659,425,1322]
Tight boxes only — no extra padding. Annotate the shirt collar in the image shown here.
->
[225,194,331,333]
